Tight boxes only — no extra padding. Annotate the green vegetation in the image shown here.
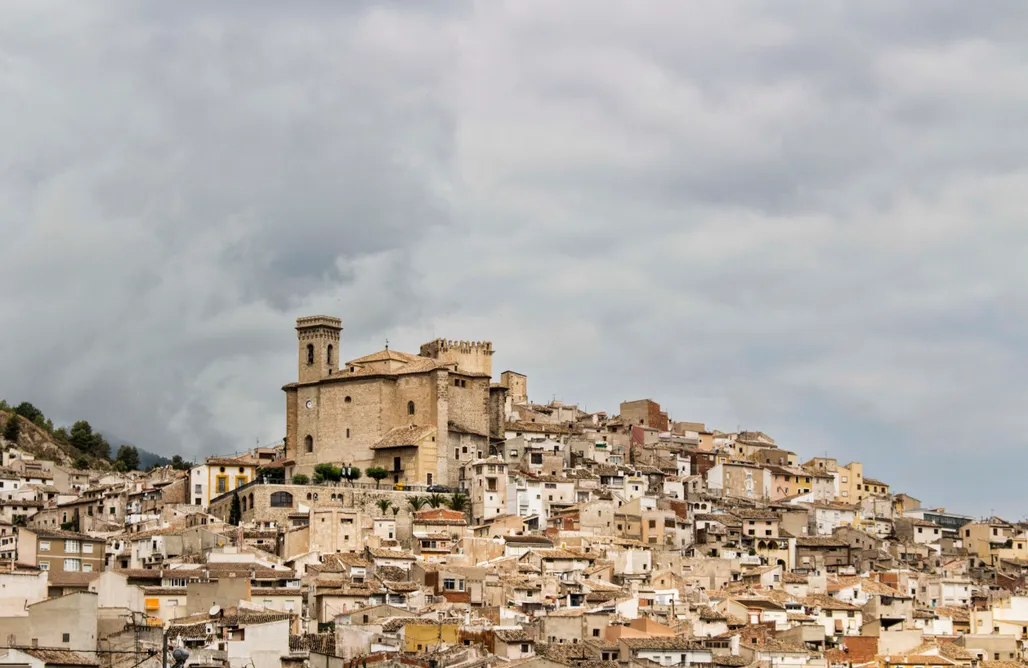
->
[314,463,343,483]
[376,499,393,515]
[365,467,389,488]
[446,492,469,514]
[292,474,310,485]
[115,445,140,472]
[3,415,20,443]
[229,491,242,525]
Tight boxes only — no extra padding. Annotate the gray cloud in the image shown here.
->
[1,1,1026,515]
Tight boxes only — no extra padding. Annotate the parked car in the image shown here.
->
[427,484,452,493]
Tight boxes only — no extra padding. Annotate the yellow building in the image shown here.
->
[189,457,258,507]
[403,621,460,652]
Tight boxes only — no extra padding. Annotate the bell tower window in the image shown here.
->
[306,344,314,365]
[408,401,415,416]
[305,435,314,453]
[327,344,334,366]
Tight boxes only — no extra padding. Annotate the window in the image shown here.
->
[443,578,457,590]
[346,428,350,438]
[345,396,352,403]
[305,435,314,453]
[327,344,333,366]
[236,476,247,488]
[65,540,81,553]
[83,543,93,554]
[216,476,228,494]
[521,644,530,653]
[455,449,460,459]
[194,484,202,493]
[593,629,600,637]
[648,519,657,529]
[62,633,70,643]
[408,401,415,415]
[271,491,293,507]
[83,563,93,573]
[64,558,81,572]
[39,541,50,552]
[39,561,49,571]
[455,379,461,387]
[306,344,314,364]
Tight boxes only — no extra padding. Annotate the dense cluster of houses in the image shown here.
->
[0,358,1024,668]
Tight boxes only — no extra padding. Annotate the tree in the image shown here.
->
[73,455,90,470]
[365,467,389,488]
[170,455,191,471]
[343,467,362,485]
[14,402,43,424]
[69,421,109,459]
[258,466,285,482]
[115,445,140,471]
[292,474,310,485]
[427,493,446,509]
[314,463,343,483]
[376,499,393,515]
[392,506,400,517]
[408,496,427,512]
[446,493,469,515]
[3,415,20,443]
[229,491,242,525]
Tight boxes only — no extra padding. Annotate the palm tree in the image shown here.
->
[446,492,469,514]
[427,493,446,509]
[375,499,392,516]
[408,496,427,512]
[392,506,400,517]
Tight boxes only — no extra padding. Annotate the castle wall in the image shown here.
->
[447,375,491,436]
[420,339,494,377]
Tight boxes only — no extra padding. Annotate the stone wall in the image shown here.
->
[214,483,449,533]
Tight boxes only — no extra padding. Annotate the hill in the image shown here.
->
[0,401,189,472]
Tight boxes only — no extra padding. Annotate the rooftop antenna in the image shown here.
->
[385,338,389,350]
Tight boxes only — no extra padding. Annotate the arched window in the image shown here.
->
[305,435,314,453]
[249,493,254,509]
[344,396,352,404]
[306,493,312,500]
[270,492,293,507]
[327,344,334,366]
[241,496,247,512]
[306,344,314,365]
[407,401,415,416]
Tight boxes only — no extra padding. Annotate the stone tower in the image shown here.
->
[419,339,494,377]
[296,316,342,383]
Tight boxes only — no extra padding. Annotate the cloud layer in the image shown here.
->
[1,1,1026,516]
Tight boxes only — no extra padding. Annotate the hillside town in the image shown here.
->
[0,316,1024,668]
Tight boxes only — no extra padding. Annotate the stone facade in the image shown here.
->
[283,316,497,486]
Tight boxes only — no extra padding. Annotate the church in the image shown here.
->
[281,316,508,486]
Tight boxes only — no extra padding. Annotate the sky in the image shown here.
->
[1,1,1026,517]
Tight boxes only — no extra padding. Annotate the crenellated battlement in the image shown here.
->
[296,315,342,330]
[422,339,493,353]
[420,338,494,377]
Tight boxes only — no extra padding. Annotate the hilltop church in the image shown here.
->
[281,316,512,486]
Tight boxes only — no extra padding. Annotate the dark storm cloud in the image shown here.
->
[1,1,1026,514]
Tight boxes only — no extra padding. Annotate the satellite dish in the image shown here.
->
[209,605,221,617]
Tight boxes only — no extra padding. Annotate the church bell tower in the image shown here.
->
[296,316,342,383]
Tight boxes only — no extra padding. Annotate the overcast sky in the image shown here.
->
[1,1,1026,516]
